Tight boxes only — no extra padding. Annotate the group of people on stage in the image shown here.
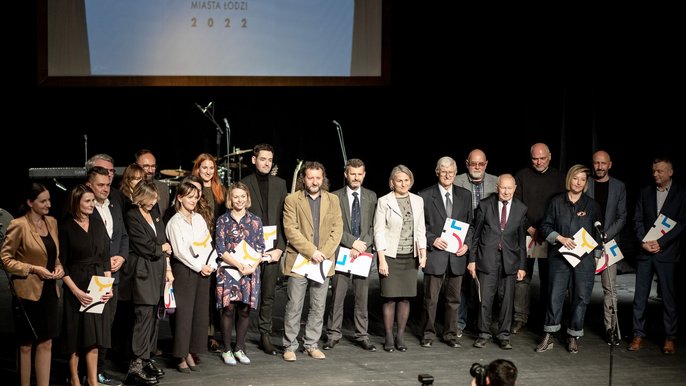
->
[1,142,684,386]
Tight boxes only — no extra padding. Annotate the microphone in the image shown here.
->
[594,221,606,240]
[332,120,341,127]
[223,117,230,129]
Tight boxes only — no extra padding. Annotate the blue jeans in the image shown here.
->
[543,254,595,337]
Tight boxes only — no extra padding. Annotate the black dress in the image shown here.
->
[13,233,60,343]
[59,217,112,353]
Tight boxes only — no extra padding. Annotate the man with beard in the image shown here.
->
[586,150,626,346]
[281,162,342,362]
[242,144,288,355]
[454,149,498,335]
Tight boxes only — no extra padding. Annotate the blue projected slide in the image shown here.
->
[84,0,355,76]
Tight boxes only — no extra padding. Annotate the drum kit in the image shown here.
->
[158,148,252,189]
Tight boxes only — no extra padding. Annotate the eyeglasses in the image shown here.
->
[141,164,156,170]
[438,170,456,177]
[467,161,486,167]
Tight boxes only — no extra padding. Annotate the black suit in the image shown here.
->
[633,181,686,339]
[241,172,288,336]
[472,195,527,341]
[124,205,167,360]
[418,184,473,341]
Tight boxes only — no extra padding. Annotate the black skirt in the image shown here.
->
[379,253,418,298]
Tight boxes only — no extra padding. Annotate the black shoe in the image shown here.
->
[473,337,490,348]
[383,344,395,352]
[535,333,554,352]
[456,328,464,338]
[606,329,620,346]
[445,338,461,348]
[323,339,339,350]
[260,333,278,355]
[358,340,377,352]
[500,340,513,350]
[98,372,123,386]
[420,339,433,348]
[126,360,159,386]
[144,360,164,378]
[395,338,407,352]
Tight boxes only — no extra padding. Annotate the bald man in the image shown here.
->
[469,174,527,349]
[512,143,565,334]
[586,150,626,346]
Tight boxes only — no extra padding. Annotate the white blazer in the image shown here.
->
[374,191,427,258]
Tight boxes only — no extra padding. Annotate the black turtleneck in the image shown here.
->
[256,172,270,224]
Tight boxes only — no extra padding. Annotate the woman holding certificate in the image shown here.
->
[165,182,216,373]
[535,164,602,354]
[59,184,112,386]
[1,183,64,386]
[215,182,265,366]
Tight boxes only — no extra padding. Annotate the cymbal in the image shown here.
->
[160,168,190,177]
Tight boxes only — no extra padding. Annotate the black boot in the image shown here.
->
[260,333,277,355]
[126,359,158,385]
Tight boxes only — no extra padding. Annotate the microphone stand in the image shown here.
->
[599,231,618,386]
[333,120,348,168]
[223,118,231,185]
[197,102,231,186]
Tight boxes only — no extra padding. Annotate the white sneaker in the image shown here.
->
[221,350,236,365]
[234,349,251,364]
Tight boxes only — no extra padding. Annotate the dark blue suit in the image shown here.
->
[472,195,527,341]
[633,181,686,339]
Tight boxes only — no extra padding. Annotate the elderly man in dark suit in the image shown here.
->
[630,157,686,355]
[469,174,527,350]
[586,150,627,346]
[323,159,378,352]
[418,156,474,348]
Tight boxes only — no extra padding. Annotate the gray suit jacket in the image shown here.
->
[333,187,377,253]
[586,177,627,241]
[454,173,498,206]
[242,173,288,251]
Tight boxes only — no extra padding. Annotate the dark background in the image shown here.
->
[2,4,682,224]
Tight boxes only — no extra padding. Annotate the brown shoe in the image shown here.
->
[628,336,643,351]
[663,339,676,354]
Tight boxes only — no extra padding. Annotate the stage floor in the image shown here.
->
[1,263,683,385]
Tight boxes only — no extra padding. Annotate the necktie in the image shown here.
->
[500,200,508,230]
[445,192,452,217]
[498,201,508,251]
[351,192,361,237]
